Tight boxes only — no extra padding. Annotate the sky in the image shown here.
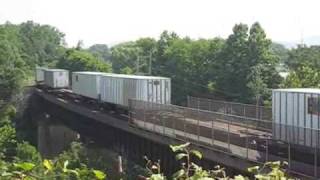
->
[1,0,320,47]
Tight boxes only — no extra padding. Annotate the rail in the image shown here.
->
[129,99,320,179]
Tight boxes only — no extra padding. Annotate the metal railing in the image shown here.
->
[129,99,320,179]
[187,96,272,121]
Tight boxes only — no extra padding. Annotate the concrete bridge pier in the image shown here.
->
[37,113,79,158]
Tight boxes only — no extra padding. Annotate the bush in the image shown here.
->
[0,125,17,159]
[142,142,295,180]
[15,141,41,163]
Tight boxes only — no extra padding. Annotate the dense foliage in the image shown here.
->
[0,21,114,180]
[0,21,65,105]
[0,21,112,106]
[57,49,112,73]
[142,142,294,180]
[88,44,111,63]
[1,20,320,106]
[0,103,106,179]
[283,45,320,88]
[109,23,283,104]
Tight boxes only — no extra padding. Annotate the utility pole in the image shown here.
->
[148,51,152,75]
[136,55,140,74]
[135,49,154,75]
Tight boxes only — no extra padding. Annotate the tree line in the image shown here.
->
[105,24,319,105]
[1,21,319,106]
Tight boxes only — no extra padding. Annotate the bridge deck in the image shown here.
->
[133,119,318,177]
[130,100,320,179]
[34,88,319,179]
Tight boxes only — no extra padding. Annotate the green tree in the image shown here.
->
[247,22,281,103]
[0,21,65,102]
[215,22,281,103]
[0,38,26,102]
[156,37,222,104]
[283,66,320,88]
[111,41,140,73]
[153,31,179,76]
[216,23,250,101]
[247,65,268,106]
[111,38,157,75]
[57,49,112,72]
[136,38,157,74]
[57,142,88,169]
[88,44,111,62]
[282,45,320,88]
[285,45,320,71]
[271,43,289,66]
[0,125,17,159]
[15,142,41,163]
[19,21,65,67]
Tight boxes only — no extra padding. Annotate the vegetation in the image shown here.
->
[88,44,111,63]
[0,103,106,179]
[0,158,106,180]
[1,20,319,105]
[142,142,294,180]
[109,23,282,104]
[57,49,112,73]
[282,45,320,88]
[0,19,318,179]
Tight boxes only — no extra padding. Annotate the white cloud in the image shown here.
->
[1,0,320,47]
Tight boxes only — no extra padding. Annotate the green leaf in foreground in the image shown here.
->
[14,162,35,171]
[149,173,165,180]
[63,160,69,172]
[247,166,259,173]
[190,150,202,159]
[172,169,185,179]
[43,159,53,171]
[169,142,190,152]
[234,175,248,180]
[175,153,187,160]
[93,170,106,180]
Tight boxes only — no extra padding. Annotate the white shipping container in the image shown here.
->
[44,69,69,88]
[100,74,171,107]
[72,72,108,100]
[272,88,320,147]
[35,67,47,82]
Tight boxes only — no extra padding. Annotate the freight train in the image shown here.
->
[35,67,171,110]
[35,67,320,149]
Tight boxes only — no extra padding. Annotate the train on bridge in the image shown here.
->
[36,67,171,109]
[35,67,320,148]
[35,67,320,178]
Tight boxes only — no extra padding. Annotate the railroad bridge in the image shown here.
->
[29,88,319,179]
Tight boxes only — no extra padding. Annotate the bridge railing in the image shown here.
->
[128,99,320,179]
[187,96,272,122]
